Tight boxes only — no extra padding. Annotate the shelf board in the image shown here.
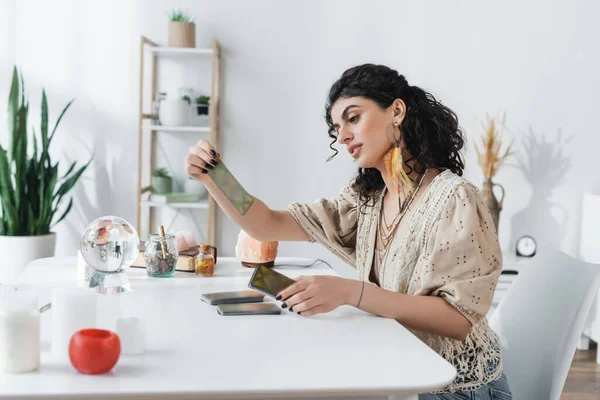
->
[149,47,213,56]
[148,125,210,133]
[141,200,209,209]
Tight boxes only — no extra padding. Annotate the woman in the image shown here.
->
[185,64,511,399]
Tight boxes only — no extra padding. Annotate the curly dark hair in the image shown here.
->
[325,64,465,207]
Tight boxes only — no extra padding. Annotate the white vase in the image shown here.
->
[159,99,189,126]
[0,233,56,284]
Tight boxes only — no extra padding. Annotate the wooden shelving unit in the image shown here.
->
[140,200,210,210]
[137,36,221,244]
[148,125,211,133]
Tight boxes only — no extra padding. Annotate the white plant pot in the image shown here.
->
[184,179,208,199]
[159,100,189,126]
[0,233,56,284]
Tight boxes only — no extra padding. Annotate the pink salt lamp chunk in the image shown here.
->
[174,235,188,252]
[182,231,197,249]
[235,230,278,268]
[174,231,197,252]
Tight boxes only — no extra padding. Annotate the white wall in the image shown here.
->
[1,0,598,276]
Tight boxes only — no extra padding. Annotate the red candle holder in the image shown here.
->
[69,329,121,374]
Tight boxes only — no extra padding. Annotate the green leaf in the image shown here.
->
[26,157,39,217]
[0,146,15,209]
[36,163,57,233]
[14,103,28,213]
[20,68,25,107]
[32,128,38,162]
[7,67,19,165]
[43,164,58,227]
[49,99,74,143]
[27,203,35,235]
[41,90,48,153]
[38,158,46,231]
[61,161,77,179]
[2,201,18,235]
[54,160,89,200]
[51,197,73,228]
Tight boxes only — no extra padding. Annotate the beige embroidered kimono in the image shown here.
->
[287,169,503,393]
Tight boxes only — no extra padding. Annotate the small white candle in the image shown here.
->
[51,288,97,361]
[117,316,145,355]
[0,285,40,373]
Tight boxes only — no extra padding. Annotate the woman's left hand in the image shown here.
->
[276,275,353,316]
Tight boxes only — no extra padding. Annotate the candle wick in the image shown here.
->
[39,303,52,313]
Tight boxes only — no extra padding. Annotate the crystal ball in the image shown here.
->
[80,216,140,273]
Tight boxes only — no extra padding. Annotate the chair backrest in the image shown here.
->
[489,247,600,400]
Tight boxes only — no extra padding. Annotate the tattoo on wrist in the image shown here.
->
[208,160,254,215]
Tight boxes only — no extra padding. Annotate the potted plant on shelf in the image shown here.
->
[194,95,210,116]
[168,9,195,48]
[0,67,90,283]
[158,93,189,126]
[152,167,173,194]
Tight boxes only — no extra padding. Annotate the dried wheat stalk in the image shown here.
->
[474,112,514,180]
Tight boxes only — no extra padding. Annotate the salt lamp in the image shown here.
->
[235,230,278,268]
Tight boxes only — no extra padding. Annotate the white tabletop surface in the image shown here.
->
[1,256,456,399]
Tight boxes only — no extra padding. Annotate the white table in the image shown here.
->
[1,256,456,399]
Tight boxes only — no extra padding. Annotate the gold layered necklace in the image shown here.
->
[376,169,428,265]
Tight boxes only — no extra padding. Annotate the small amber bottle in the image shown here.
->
[195,243,215,277]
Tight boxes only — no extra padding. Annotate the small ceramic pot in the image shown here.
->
[69,329,120,375]
[159,99,189,126]
[168,21,195,48]
[195,103,209,116]
[152,176,173,194]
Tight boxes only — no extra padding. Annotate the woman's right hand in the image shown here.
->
[185,140,221,181]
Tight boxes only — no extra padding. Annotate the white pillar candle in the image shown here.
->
[0,285,40,373]
[0,308,40,373]
[116,316,145,355]
[51,288,97,361]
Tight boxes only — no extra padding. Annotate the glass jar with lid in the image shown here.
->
[195,244,215,277]
[144,234,179,278]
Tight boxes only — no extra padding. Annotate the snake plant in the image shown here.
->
[0,66,90,236]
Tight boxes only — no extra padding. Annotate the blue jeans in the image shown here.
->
[418,373,512,400]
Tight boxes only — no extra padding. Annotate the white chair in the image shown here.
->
[490,247,600,400]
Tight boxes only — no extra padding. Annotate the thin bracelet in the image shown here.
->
[356,281,365,308]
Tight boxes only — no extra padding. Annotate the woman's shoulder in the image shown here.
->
[433,169,482,202]
[424,170,485,223]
